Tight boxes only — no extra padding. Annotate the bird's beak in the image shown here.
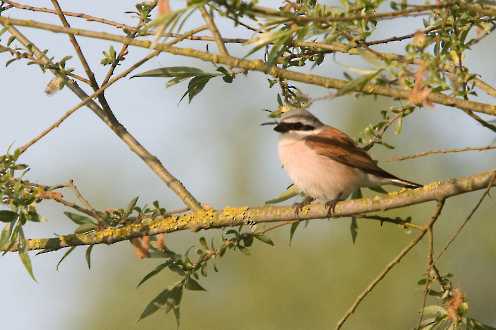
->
[260,121,278,127]
[273,123,285,132]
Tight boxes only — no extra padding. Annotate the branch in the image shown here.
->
[435,173,496,262]
[0,16,494,116]
[2,169,495,253]
[387,144,496,161]
[199,5,229,56]
[335,199,446,330]
[18,25,208,155]
[3,24,203,211]
[251,3,454,24]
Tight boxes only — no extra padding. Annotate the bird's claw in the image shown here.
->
[293,196,314,217]
[325,194,342,218]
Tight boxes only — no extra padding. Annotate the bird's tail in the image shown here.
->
[388,177,423,189]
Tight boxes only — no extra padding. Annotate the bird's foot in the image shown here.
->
[325,194,342,218]
[293,196,314,217]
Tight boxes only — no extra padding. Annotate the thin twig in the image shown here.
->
[200,5,229,56]
[435,172,496,262]
[4,24,203,210]
[1,16,495,116]
[417,222,436,328]
[66,180,103,223]
[17,25,207,155]
[251,3,454,24]
[387,144,496,162]
[335,200,446,330]
[50,0,115,119]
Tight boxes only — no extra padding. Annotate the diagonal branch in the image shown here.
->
[1,169,495,253]
[0,16,494,116]
[199,5,229,56]
[49,0,114,118]
[335,199,446,330]
[3,24,203,211]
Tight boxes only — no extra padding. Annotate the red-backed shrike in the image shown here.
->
[269,109,421,211]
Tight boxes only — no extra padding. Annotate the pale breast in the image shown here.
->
[278,136,366,201]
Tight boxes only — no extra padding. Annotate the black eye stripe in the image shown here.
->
[274,122,315,133]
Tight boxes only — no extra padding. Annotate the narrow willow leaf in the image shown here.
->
[184,277,206,291]
[180,75,214,103]
[0,224,10,248]
[19,251,36,281]
[350,189,362,244]
[137,261,171,287]
[74,223,97,234]
[126,196,139,216]
[131,66,205,79]
[56,246,76,271]
[140,281,183,323]
[336,69,383,97]
[422,305,447,317]
[289,221,299,246]
[85,245,94,270]
[265,185,300,204]
[64,212,96,226]
[254,234,274,246]
[0,210,17,223]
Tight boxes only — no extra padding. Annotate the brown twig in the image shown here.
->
[18,25,207,156]
[49,0,114,118]
[251,3,454,24]
[335,200,446,330]
[200,5,229,56]
[1,16,495,117]
[435,172,496,262]
[66,180,103,223]
[387,144,496,162]
[417,217,436,328]
[4,24,203,211]
[3,0,134,31]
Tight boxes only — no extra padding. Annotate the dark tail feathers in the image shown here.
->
[389,178,423,189]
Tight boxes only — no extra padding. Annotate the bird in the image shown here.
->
[267,108,422,214]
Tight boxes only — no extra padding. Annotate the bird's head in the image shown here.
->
[267,109,324,134]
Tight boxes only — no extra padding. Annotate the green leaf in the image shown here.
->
[74,223,97,234]
[180,75,215,103]
[0,210,17,223]
[0,224,10,248]
[349,189,362,244]
[132,66,205,79]
[137,261,171,287]
[254,234,274,246]
[184,276,206,291]
[265,185,300,204]
[85,245,94,270]
[289,221,299,246]
[140,281,183,326]
[56,246,77,271]
[199,237,208,250]
[64,212,96,226]
[126,196,139,216]
[336,69,383,97]
[19,250,36,281]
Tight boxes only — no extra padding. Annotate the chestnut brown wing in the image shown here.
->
[304,128,396,179]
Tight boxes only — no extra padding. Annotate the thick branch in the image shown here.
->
[0,16,494,116]
[3,169,495,253]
